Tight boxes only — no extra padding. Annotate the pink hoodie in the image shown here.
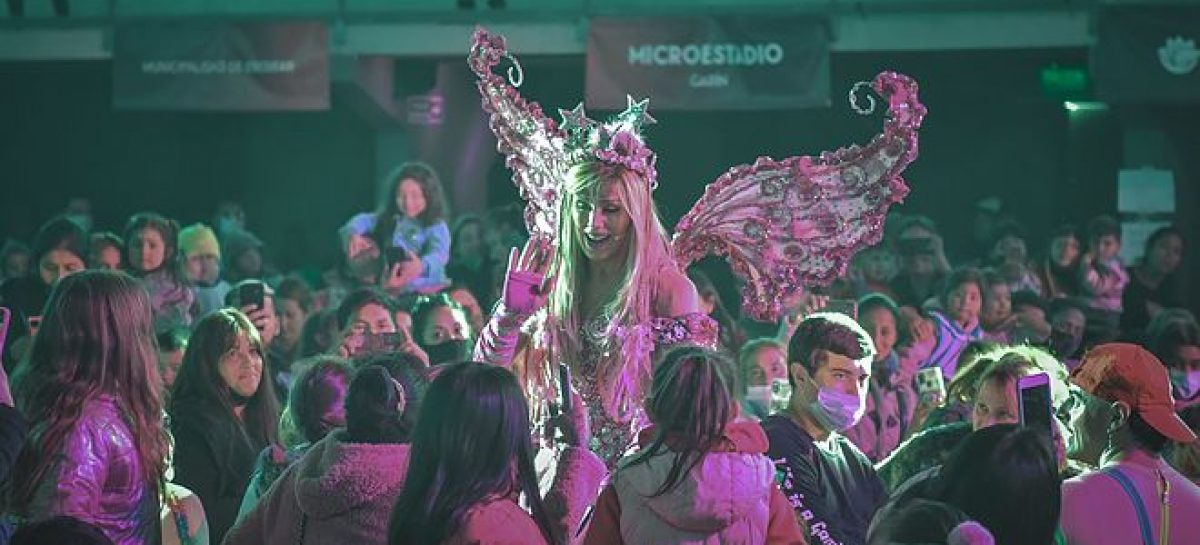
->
[584,421,806,545]
[444,446,608,545]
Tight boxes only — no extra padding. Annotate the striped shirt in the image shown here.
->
[924,311,983,379]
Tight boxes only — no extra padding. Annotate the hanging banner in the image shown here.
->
[1092,7,1200,103]
[113,21,329,111]
[587,16,830,111]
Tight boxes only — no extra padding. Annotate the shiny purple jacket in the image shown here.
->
[22,395,159,545]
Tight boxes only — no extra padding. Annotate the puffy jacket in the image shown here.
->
[21,396,159,545]
[584,421,806,545]
[224,430,411,545]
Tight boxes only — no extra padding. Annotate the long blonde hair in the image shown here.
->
[544,161,674,417]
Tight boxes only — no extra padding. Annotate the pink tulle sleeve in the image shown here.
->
[672,72,926,322]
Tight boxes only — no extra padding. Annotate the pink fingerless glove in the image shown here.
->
[503,270,545,316]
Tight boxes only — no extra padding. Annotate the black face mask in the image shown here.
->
[423,339,472,365]
[229,390,254,408]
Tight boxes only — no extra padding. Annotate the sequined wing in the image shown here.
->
[469,27,571,240]
[672,72,926,322]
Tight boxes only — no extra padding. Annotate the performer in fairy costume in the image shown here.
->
[470,27,926,469]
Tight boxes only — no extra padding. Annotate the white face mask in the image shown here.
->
[809,385,866,432]
[1172,370,1200,400]
[746,385,772,415]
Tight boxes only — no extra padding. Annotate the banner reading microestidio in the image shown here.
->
[586,15,831,111]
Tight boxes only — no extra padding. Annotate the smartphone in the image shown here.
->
[916,367,946,400]
[386,247,412,268]
[559,363,573,413]
[1018,372,1053,443]
[769,378,792,413]
[26,315,42,338]
[361,330,410,355]
[239,282,265,311]
[824,298,858,320]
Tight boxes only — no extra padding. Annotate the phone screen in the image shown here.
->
[1019,373,1053,443]
[239,283,265,310]
[916,367,946,396]
[387,247,411,268]
[26,315,42,336]
[559,363,573,412]
[361,331,408,355]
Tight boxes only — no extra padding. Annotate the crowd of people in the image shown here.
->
[0,157,1195,545]
[0,27,1196,545]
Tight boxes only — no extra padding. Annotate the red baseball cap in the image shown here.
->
[1071,343,1196,443]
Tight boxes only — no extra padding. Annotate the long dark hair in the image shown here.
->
[372,162,448,252]
[169,309,280,447]
[9,271,169,510]
[626,346,736,497]
[353,352,430,439]
[933,424,1061,545]
[346,364,426,444]
[387,362,554,545]
[279,356,352,448]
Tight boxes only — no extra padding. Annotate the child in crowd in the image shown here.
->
[342,162,451,295]
[1078,215,1128,341]
[986,220,1042,295]
[1035,224,1081,300]
[583,346,805,544]
[845,294,933,463]
[227,365,424,545]
[388,362,605,545]
[924,268,985,379]
[178,224,229,318]
[88,232,124,271]
[124,213,194,333]
[156,327,190,392]
[237,356,353,517]
[979,270,1013,341]
[979,272,1050,346]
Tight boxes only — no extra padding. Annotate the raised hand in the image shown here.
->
[502,237,554,316]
